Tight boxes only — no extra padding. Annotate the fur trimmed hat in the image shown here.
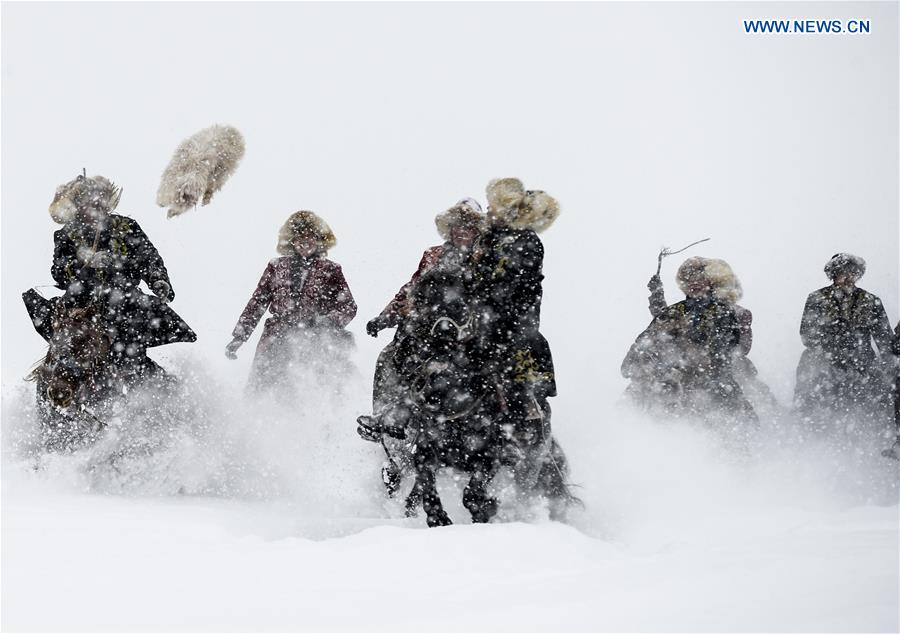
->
[676,256,743,303]
[434,198,486,240]
[485,177,560,233]
[277,210,336,255]
[49,173,122,224]
[824,253,866,282]
[676,256,709,297]
[704,258,743,303]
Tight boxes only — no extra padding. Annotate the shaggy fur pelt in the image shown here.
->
[156,125,245,218]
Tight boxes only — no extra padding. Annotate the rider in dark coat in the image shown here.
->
[226,211,357,395]
[366,199,485,411]
[476,179,559,423]
[794,253,895,429]
[646,258,777,414]
[474,178,568,508]
[42,173,195,365]
[622,256,757,424]
[360,199,486,500]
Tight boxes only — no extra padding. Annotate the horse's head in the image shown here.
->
[412,261,480,348]
[38,301,112,410]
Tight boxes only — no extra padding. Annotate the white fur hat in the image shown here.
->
[485,178,559,233]
[49,173,122,224]
[676,256,743,303]
[704,258,743,303]
[277,210,336,255]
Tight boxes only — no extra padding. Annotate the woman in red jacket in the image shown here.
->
[225,211,357,396]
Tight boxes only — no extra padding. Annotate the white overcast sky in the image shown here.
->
[2,2,897,413]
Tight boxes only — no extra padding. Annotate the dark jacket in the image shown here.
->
[474,225,556,402]
[794,285,895,417]
[799,285,893,370]
[52,214,174,300]
[625,297,743,382]
[232,255,357,344]
[50,213,195,349]
[476,226,544,342]
[650,285,754,359]
[623,295,755,420]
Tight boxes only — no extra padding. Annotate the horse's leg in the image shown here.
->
[463,455,499,524]
[537,441,580,521]
[413,448,451,527]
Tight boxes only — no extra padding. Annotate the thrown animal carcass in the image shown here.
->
[156,124,245,218]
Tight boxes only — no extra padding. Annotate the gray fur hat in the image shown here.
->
[824,253,866,281]
[49,173,122,224]
[434,198,485,240]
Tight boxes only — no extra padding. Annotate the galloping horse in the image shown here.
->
[24,289,172,452]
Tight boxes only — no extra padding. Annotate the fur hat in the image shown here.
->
[824,253,866,282]
[49,173,122,224]
[676,256,709,297]
[277,211,336,255]
[434,198,486,240]
[485,177,560,233]
[676,256,743,303]
[704,258,743,303]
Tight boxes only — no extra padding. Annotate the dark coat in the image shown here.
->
[649,285,753,357]
[893,323,900,431]
[50,213,195,350]
[232,255,357,391]
[474,225,556,416]
[798,285,893,369]
[795,285,895,415]
[476,226,544,342]
[232,255,357,343]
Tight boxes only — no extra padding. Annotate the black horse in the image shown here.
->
[24,289,175,452]
[358,256,579,526]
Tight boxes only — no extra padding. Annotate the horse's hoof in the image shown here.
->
[426,511,452,527]
[382,464,402,497]
[468,497,498,524]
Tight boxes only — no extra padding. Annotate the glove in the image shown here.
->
[225,338,242,360]
[366,316,386,338]
[151,280,172,303]
[647,274,663,292]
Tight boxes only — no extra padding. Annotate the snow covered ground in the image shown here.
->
[2,2,898,632]
[3,370,898,632]
[3,482,895,632]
